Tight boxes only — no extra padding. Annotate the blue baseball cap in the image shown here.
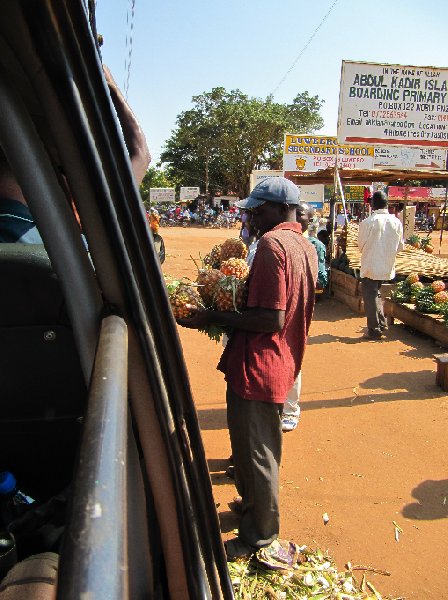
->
[236,177,300,209]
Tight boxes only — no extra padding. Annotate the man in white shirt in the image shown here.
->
[358,191,404,340]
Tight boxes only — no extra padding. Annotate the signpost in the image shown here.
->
[250,170,283,192]
[149,188,175,203]
[374,146,447,170]
[298,184,324,208]
[179,186,200,202]
[283,134,374,174]
[338,60,448,147]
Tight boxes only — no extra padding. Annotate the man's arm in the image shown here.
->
[397,221,405,252]
[178,306,285,333]
[103,66,151,185]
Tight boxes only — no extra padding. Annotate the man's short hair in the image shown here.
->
[371,191,388,209]
[296,202,314,219]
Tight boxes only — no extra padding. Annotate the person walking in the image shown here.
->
[177,177,317,560]
[358,190,404,340]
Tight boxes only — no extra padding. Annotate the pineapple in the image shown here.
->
[196,268,225,307]
[220,258,249,280]
[215,276,247,312]
[410,281,424,299]
[203,244,222,269]
[406,273,420,285]
[391,282,410,304]
[169,283,202,319]
[220,238,248,262]
[431,280,446,293]
[406,234,421,249]
[434,290,448,305]
[415,287,437,313]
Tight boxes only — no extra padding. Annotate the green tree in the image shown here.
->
[160,87,324,198]
[139,167,173,207]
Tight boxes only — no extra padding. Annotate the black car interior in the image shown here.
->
[0,1,233,599]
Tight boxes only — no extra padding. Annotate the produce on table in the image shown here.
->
[406,233,421,249]
[431,280,446,293]
[420,235,434,254]
[391,281,411,304]
[406,273,420,285]
[414,286,438,313]
[220,237,248,262]
[410,281,424,298]
[434,290,448,305]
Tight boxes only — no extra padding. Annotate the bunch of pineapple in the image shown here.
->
[167,237,251,341]
[189,238,250,341]
[197,245,249,312]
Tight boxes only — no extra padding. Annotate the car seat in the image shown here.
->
[0,244,87,500]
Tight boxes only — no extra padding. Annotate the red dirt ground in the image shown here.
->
[162,225,448,600]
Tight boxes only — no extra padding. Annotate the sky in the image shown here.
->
[95,0,448,166]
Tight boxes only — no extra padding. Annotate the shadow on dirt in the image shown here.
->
[218,509,239,533]
[197,408,227,430]
[312,298,361,323]
[207,458,230,473]
[402,479,448,520]
[307,333,364,345]
[198,370,443,425]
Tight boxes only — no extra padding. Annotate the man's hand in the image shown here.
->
[176,306,212,330]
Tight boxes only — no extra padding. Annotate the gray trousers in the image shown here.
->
[361,277,387,335]
[226,385,283,549]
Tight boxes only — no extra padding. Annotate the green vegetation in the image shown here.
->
[160,87,324,198]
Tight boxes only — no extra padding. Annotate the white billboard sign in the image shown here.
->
[180,186,200,201]
[149,187,175,203]
[250,170,283,192]
[373,146,447,170]
[297,184,325,207]
[283,134,374,173]
[338,61,448,147]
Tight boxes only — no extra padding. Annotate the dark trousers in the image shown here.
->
[226,385,283,549]
[361,277,387,335]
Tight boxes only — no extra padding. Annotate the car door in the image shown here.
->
[0,1,233,598]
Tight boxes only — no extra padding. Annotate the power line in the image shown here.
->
[124,0,136,99]
[271,0,339,96]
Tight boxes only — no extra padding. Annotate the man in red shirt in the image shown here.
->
[178,177,317,559]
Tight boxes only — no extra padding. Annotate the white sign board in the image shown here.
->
[180,186,200,201]
[397,205,416,241]
[149,187,175,203]
[430,187,447,200]
[374,146,448,170]
[338,60,448,147]
[297,184,325,207]
[283,134,374,173]
[250,170,283,192]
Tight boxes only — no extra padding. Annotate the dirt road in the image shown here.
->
[162,225,448,600]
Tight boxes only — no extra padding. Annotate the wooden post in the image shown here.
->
[433,354,448,391]
[438,182,448,252]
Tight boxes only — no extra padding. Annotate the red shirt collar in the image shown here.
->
[271,222,302,234]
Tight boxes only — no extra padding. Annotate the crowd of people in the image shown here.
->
[148,203,241,229]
